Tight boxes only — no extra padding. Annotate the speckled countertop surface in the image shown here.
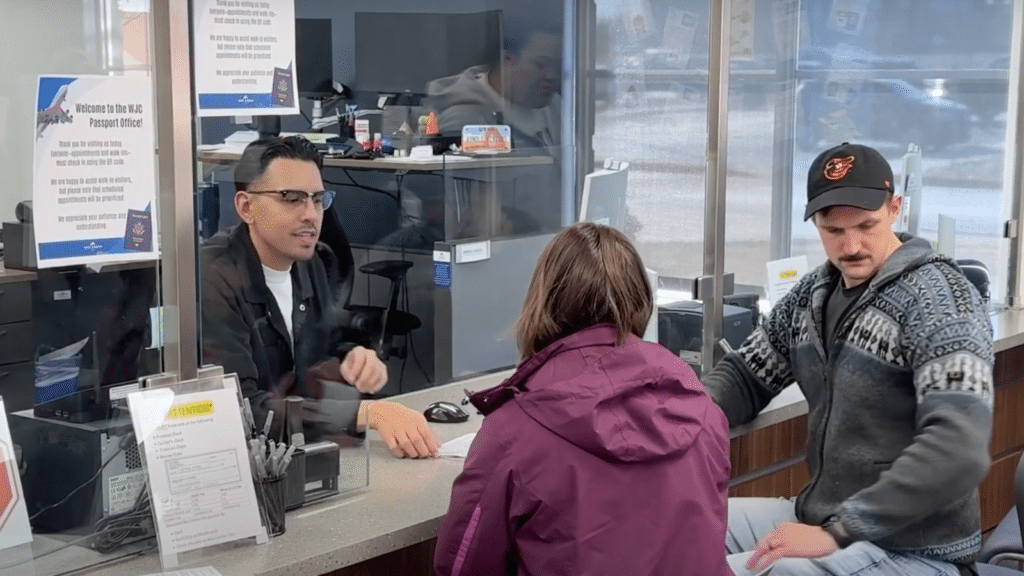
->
[26,310,1024,576]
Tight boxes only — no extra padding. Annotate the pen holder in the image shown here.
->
[258,474,287,537]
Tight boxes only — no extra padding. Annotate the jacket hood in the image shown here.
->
[426,65,501,113]
[470,324,718,463]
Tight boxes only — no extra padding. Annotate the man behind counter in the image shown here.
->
[201,135,439,459]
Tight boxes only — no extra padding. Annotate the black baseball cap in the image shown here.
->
[804,142,894,220]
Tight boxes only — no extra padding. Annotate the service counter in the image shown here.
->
[19,362,808,576]
[16,308,1024,575]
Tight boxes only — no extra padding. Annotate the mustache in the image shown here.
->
[839,254,868,263]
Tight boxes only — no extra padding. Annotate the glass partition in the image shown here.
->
[194,0,574,401]
[0,0,172,573]
[590,0,710,283]
[723,0,1015,299]
[585,0,1019,372]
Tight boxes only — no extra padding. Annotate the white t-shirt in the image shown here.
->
[262,264,293,343]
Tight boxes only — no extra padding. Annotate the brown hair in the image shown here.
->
[516,222,653,358]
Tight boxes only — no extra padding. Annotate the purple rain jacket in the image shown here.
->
[434,324,732,576]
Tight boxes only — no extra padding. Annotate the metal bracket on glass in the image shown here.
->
[138,372,178,390]
[1005,219,1019,239]
[691,272,735,301]
[718,338,735,355]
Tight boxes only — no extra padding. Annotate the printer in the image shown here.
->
[657,300,754,369]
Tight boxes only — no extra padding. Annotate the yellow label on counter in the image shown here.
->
[166,400,215,420]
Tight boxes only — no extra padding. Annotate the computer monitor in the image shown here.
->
[296,18,334,98]
[354,10,503,95]
[579,159,629,232]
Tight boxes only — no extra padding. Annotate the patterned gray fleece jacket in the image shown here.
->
[705,234,993,563]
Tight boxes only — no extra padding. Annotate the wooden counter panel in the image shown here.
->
[991,382,1024,457]
[980,450,1022,533]
[730,415,808,479]
[994,344,1024,390]
[328,538,436,576]
[730,461,809,499]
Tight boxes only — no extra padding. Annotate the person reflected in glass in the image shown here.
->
[434,222,731,575]
[426,16,564,234]
[201,136,439,458]
[428,17,561,152]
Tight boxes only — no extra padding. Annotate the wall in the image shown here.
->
[0,1,106,231]
[296,0,505,88]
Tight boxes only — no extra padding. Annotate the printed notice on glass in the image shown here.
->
[766,255,809,309]
[0,400,33,553]
[193,0,298,117]
[128,387,266,563]
[33,75,159,268]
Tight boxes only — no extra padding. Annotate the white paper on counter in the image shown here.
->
[439,433,477,459]
[128,387,266,561]
[765,255,809,309]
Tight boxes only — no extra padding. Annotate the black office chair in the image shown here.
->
[977,450,1024,571]
[319,208,421,362]
[976,451,1024,574]
[956,258,991,305]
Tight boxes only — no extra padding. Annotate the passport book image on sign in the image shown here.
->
[272,63,294,107]
[124,208,152,252]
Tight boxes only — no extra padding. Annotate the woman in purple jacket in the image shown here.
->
[434,223,732,576]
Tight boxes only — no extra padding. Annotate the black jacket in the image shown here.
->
[200,223,363,439]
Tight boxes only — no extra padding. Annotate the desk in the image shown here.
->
[198,150,553,173]
[197,150,554,239]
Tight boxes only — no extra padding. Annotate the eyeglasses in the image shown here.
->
[247,189,336,210]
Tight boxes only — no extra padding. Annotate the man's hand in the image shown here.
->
[340,346,387,394]
[367,401,440,459]
[745,522,840,572]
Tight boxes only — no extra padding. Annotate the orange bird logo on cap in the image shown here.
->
[824,156,855,181]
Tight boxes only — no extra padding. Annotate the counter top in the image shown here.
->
[27,365,812,576]
[0,267,37,284]
[18,313,1024,573]
[991,307,1024,353]
[27,372,506,576]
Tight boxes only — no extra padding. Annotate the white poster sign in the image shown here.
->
[33,75,158,268]
[128,387,266,566]
[0,400,33,553]
[766,255,809,309]
[660,7,697,68]
[193,0,298,117]
[730,0,755,60]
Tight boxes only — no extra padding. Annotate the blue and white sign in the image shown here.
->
[193,0,298,117]
[33,75,159,268]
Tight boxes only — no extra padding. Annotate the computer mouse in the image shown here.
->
[423,401,470,424]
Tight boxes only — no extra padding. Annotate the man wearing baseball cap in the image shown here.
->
[705,143,993,575]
